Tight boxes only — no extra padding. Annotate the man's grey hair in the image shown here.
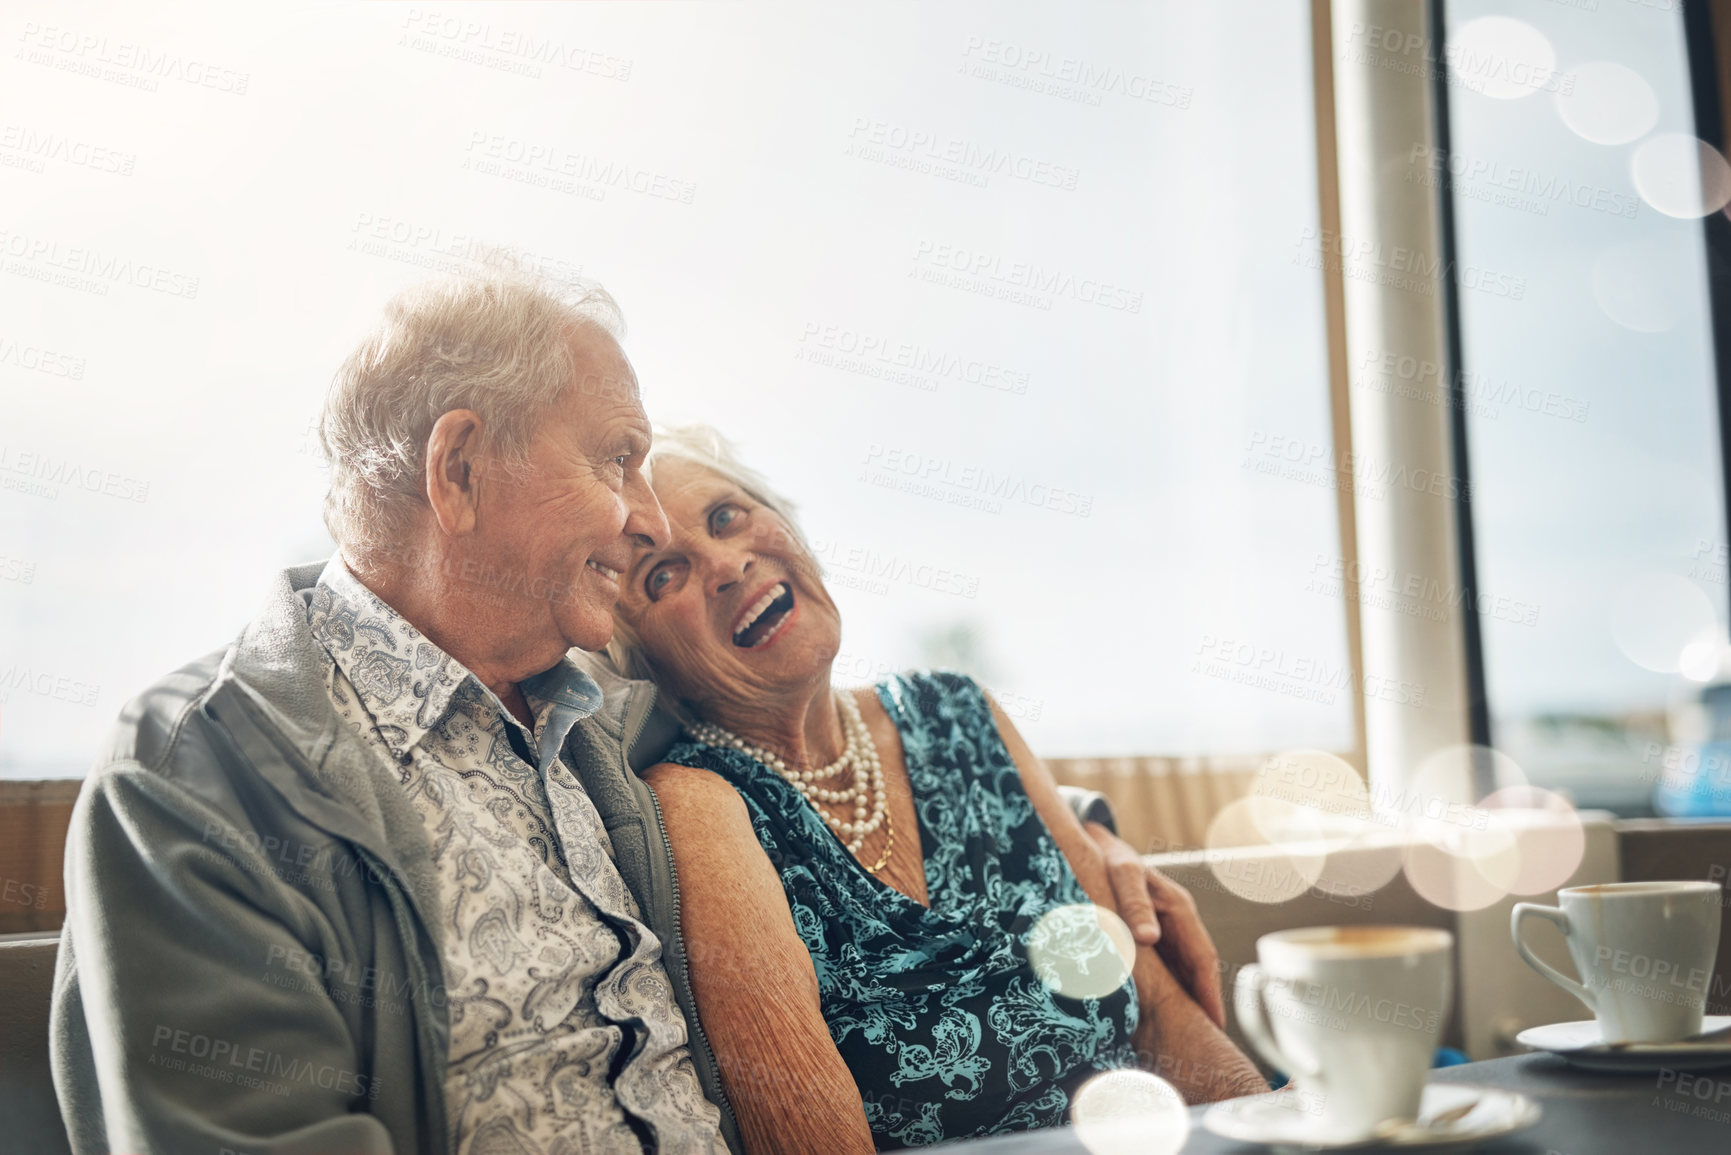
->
[605,423,811,686]
[319,266,623,562]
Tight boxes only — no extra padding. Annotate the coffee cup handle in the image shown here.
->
[1234,963,1322,1082]
[1511,902,1595,1013]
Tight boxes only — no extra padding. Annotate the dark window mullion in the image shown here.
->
[1427,0,1493,772]
[1684,1,1731,630]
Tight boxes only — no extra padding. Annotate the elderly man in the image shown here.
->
[50,269,1225,1155]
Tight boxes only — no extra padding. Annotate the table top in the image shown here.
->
[925,1053,1731,1154]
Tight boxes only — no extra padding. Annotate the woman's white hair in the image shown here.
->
[604,423,811,687]
[320,265,623,562]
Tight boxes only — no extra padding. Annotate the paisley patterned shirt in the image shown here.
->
[666,670,1138,1149]
[305,559,725,1155]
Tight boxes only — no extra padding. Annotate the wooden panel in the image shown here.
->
[1046,755,1261,854]
[0,781,79,935]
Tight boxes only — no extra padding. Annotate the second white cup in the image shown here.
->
[1511,880,1723,1044]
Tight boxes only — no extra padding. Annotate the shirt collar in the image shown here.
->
[307,557,604,771]
[520,659,606,773]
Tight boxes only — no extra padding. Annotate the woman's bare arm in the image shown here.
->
[985,696,1268,1103]
[644,762,877,1155]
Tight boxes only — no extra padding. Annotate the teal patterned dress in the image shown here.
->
[664,671,1138,1149]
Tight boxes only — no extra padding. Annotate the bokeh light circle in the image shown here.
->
[1632,134,1731,219]
[1204,796,1326,904]
[1253,750,1402,898]
[1448,17,1557,101]
[1397,745,1527,912]
[1401,744,1528,830]
[1027,904,1136,1001]
[1480,785,1586,896]
[1555,61,1658,145]
[1680,635,1731,683]
[1252,750,1370,824]
[1403,833,1519,912]
[1313,824,1406,900]
[1073,1070,1190,1155]
[1610,572,1719,674]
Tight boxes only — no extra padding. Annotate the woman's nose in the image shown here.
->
[706,548,753,595]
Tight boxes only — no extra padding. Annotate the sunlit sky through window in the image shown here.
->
[4,1,1716,783]
[1442,0,1722,797]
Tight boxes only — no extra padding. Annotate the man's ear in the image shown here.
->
[425,409,484,537]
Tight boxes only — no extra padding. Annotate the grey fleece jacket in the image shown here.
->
[49,562,744,1155]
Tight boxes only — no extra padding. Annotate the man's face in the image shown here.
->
[467,326,668,653]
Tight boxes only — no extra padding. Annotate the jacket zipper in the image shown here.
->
[624,686,744,1150]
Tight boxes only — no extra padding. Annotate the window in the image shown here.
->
[1441,0,1725,811]
[0,3,1346,777]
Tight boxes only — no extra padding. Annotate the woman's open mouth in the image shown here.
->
[732,581,796,649]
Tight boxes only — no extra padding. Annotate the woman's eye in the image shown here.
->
[710,504,744,533]
[613,455,630,468]
[646,562,683,600]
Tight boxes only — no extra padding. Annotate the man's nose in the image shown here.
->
[624,473,670,550]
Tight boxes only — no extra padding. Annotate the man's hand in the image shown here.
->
[1085,821,1226,1029]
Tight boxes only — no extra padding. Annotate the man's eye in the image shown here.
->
[613,455,630,468]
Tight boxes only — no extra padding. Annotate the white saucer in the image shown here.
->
[1515,1015,1731,1072]
[1203,1083,1539,1152]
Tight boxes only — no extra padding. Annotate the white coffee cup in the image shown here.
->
[1511,880,1723,1044]
[1234,926,1453,1143]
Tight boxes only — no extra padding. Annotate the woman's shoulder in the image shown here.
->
[661,733,752,777]
[642,758,739,799]
[870,672,1006,755]
[642,761,758,833]
[875,668,991,717]
[656,738,787,817]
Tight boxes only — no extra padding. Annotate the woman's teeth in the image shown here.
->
[586,559,620,581]
[734,583,788,640]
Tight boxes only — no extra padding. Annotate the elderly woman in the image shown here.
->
[608,426,1265,1153]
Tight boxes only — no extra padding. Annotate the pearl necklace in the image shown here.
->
[688,691,895,871]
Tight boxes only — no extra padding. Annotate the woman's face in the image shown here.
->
[615,457,841,716]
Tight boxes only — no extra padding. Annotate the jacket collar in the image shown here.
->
[203,562,446,953]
